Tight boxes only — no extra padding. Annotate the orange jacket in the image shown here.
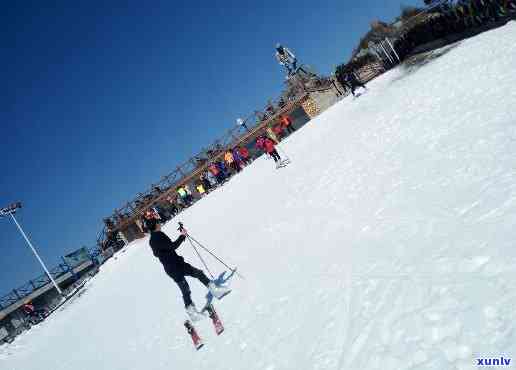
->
[280,115,292,127]
[224,151,234,164]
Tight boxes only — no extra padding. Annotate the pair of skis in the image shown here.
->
[185,303,224,350]
[184,269,236,351]
[276,158,290,169]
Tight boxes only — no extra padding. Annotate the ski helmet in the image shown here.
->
[145,217,158,232]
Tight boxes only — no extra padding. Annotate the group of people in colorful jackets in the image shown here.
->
[139,114,295,229]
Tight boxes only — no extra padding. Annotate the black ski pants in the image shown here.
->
[270,149,281,162]
[216,173,225,183]
[166,263,210,307]
[231,161,241,173]
[285,125,295,134]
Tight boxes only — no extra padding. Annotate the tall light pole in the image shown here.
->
[0,202,63,295]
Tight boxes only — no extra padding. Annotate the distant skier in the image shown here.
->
[205,169,218,187]
[146,218,230,320]
[176,186,191,207]
[199,172,211,191]
[231,147,244,171]
[257,135,284,168]
[266,125,280,143]
[238,146,251,165]
[275,43,297,75]
[165,196,179,217]
[279,114,295,134]
[196,183,206,196]
[216,160,229,180]
[344,71,367,97]
[208,162,224,183]
[273,124,285,141]
[22,302,47,322]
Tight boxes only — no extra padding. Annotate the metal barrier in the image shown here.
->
[0,247,99,311]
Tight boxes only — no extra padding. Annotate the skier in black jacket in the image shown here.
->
[344,72,367,97]
[146,218,229,320]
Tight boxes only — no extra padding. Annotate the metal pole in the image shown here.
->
[373,43,391,67]
[185,234,245,280]
[186,236,214,279]
[9,212,63,295]
[380,41,395,65]
[385,38,401,63]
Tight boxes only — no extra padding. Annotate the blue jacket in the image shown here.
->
[232,149,242,162]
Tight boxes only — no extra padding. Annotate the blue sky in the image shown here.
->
[1,0,420,294]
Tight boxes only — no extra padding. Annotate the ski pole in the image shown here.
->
[187,234,245,280]
[178,223,244,280]
[188,237,214,279]
[178,223,214,279]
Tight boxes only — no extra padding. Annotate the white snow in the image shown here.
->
[2,22,516,370]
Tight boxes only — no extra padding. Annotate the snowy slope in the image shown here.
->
[2,22,516,370]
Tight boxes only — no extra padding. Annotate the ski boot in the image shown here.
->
[186,304,205,322]
[208,282,232,300]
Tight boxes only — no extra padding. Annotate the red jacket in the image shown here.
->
[273,125,284,136]
[208,164,219,175]
[256,137,265,150]
[23,304,35,314]
[239,147,249,158]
